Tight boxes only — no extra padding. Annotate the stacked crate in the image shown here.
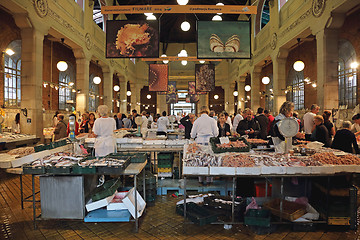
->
[157,152,174,178]
[137,171,157,206]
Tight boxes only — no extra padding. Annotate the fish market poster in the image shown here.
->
[195,64,215,92]
[106,20,159,58]
[168,81,176,94]
[189,81,207,95]
[197,21,251,59]
[149,64,168,92]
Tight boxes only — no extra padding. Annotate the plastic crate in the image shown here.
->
[23,164,46,174]
[45,166,72,174]
[72,165,97,174]
[34,144,46,152]
[158,167,172,173]
[209,137,250,153]
[176,203,219,226]
[255,182,272,197]
[157,153,174,160]
[90,178,121,202]
[244,209,271,227]
[203,196,246,220]
[107,153,147,163]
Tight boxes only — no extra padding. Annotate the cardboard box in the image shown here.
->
[107,191,128,211]
[86,191,117,212]
[122,187,146,219]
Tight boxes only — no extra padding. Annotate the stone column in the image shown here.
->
[119,76,127,114]
[316,28,339,110]
[250,66,262,111]
[223,82,231,113]
[198,94,209,112]
[238,76,246,110]
[74,50,91,114]
[20,27,46,137]
[157,94,167,114]
[102,67,114,110]
[228,82,235,115]
[272,49,288,114]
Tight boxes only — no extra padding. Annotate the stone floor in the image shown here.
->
[1,169,360,240]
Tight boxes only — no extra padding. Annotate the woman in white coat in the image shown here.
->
[93,105,117,157]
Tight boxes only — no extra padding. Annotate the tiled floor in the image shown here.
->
[1,169,360,240]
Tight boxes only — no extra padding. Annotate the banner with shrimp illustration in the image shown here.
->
[197,21,251,59]
[106,20,159,58]
[195,64,215,92]
[149,64,168,92]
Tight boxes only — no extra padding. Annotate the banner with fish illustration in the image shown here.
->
[106,20,159,58]
[197,21,251,59]
[195,64,215,92]
[188,81,207,95]
[149,64,168,92]
[166,81,177,104]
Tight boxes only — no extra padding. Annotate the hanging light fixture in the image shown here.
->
[181,60,188,66]
[93,76,101,84]
[216,2,224,15]
[233,91,239,96]
[181,21,190,31]
[214,94,219,100]
[127,90,132,96]
[146,14,156,20]
[147,94,152,99]
[161,54,169,64]
[144,13,153,16]
[5,49,15,56]
[262,76,270,85]
[178,49,188,57]
[177,0,188,5]
[113,85,120,92]
[199,60,205,64]
[312,83,317,88]
[57,61,68,71]
[245,85,251,92]
[212,15,222,21]
[293,38,305,72]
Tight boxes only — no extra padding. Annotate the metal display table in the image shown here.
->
[24,161,147,232]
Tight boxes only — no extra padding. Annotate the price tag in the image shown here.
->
[219,137,230,144]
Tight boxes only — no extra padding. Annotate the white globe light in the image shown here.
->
[147,94,151,99]
[178,49,188,57]
[144,13,153,16]
[212,15,222,21]
[245,85,251,92]
[93,76,101,84]
[181,21,191,31]
[126,91,132,96]
[181,60,188,66]
[161,54,169,64]
[146,14,156,20]
[57,61,68,71]
[233,91,239,96]
[199,60,205,64]
[312,83,317,88]
[216,2,224,15]
[350,61,359,69]
[293,60,305,71]
[177,0,188,5]
[262,76,270,85]
[214,94,219,100]
[113,85,120,92]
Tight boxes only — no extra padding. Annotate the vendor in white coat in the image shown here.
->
[140,111,148,137]
[157,111,169,135]
[93,105,117,157]
[191,106,219,144]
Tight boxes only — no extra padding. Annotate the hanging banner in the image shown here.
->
[106,20,159,58]
[166,81,177,104]
[197,21,251,59]
[195,64,215,92]
[101,5,257,15]
[187,82,199,103]
[149,64,168,92]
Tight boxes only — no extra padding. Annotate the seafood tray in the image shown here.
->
[263,199,306,222]
[176,202,219,226]
[22,163,46,175]
[72,156,97,174]
[107,152,147,163]
[96,157,131,175]
[244,209,271,227]
[210,137,250,153]
[90,178,122,202]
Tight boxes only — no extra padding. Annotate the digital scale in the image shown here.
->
[135,116,144,137]
[277,117,299,153]
[167,115,176,133]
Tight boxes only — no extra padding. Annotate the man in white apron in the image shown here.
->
[93,105,117,157]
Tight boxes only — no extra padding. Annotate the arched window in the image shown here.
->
[261,0,270,29]
[338,39,357,108]
[89,74,99,111]
[93,0,104,31]
[287,68,304,110]
[265,74,274,112]
[59,63,75,110]
[4,40,21,107]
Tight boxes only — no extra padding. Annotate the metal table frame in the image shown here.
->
[29,161,147,232]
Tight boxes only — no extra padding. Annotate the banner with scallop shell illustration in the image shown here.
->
[149,64,168,92]
[197,21,251,59]
[106,20,159,58]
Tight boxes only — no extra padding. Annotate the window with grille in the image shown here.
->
[4,40,21,107]
[287,69,304,110]
[261,0,270,29]
[338,39,357,108]
[89,74,99,112]
[59,63,75,110]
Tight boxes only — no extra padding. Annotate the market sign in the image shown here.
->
[101,5,257,15]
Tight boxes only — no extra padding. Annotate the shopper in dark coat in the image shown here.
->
[255,107,269,140]
[331,121,360,154]
[54,114,67,140]
[131,109,140,128]
[312,115,332,147]
[180,113,195,139]
[217,113,231,137]
[236,108,260,139]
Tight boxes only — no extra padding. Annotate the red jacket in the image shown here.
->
[67,121,79,136]
[267,115,275,134]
